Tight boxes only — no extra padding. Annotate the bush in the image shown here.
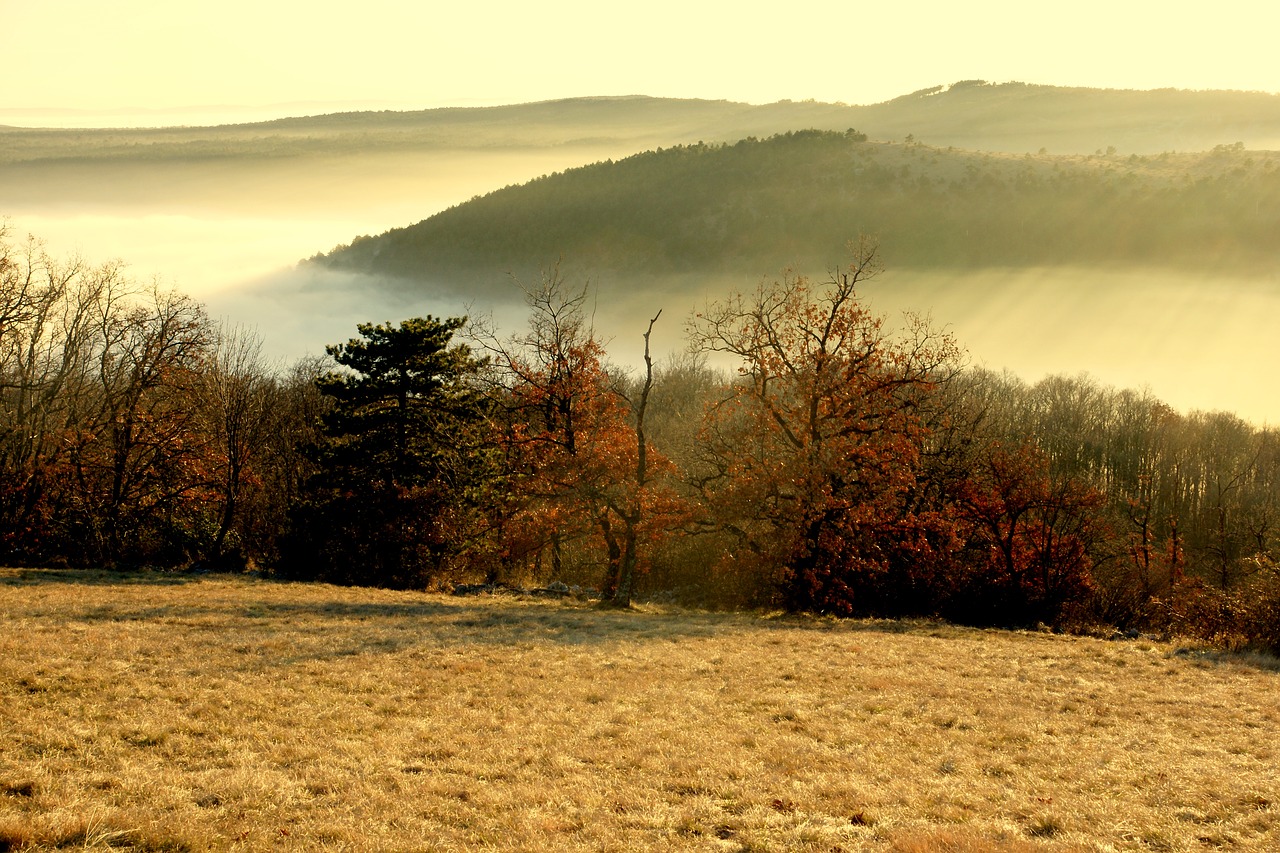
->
[1156,560,1280,653]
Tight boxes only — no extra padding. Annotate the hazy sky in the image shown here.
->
[5,0,1279,124]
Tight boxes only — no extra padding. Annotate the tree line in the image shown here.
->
[3,230,1277,648]
[0,229,324,570]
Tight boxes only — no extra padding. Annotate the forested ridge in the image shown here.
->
[4,229,1279,652]
[317,130,1280,294]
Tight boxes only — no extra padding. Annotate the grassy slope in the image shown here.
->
[1,569,1276,852]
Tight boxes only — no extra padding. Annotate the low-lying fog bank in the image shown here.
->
[867,266,1279,426]
[202,262,1279,427]
[6,183,1276,425]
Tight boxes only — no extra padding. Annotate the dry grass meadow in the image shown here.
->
[1,569,1277,852]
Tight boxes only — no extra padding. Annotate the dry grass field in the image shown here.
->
[0,569,1277,852]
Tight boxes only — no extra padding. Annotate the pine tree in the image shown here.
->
[280,317,493,587]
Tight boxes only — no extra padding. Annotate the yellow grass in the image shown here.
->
[1,569,1277,852]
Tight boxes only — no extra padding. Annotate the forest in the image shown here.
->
[3,228,1277,651]
[317,129,1280,297]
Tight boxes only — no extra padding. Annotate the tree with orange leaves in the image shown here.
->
[950,441,1105,625]
[481,270,683,604]
[690,238,965,615]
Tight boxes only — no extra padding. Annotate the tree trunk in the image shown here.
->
[599,513,621,600]
[605,311,661,609]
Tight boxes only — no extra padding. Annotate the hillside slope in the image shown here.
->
[859,81,1280,153]
[315,130,1280,297]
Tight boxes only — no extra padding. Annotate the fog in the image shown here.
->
[5,149,1278,426]
[4,145,634,290]
[588,266,1280,426]
[190,259,1280,427]
[865,267,1280,426]
[203,267,492,361]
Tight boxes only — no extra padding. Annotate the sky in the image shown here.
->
[4,0,1279,125]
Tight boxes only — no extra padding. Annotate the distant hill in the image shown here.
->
[4,83,1279,167]
[857,82,1280,154]
[313,130,1280,297]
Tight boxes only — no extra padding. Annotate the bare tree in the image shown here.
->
[0,233,117,560]
[65,282,214,564]
[602,310,662,608]
[197,323,277,566]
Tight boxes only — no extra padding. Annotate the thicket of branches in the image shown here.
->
[3,229,1277,648]
[0,229,325,570]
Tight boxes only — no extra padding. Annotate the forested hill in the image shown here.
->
[313,130,1280,294]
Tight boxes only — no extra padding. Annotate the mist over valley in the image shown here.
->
[4,83,1279,422]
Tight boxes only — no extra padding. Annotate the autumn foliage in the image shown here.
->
[4,228,1280,644]
[685,240,1110,625]
[0,233,242,567]
[478,272,687,605]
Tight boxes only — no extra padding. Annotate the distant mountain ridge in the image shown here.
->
[859,81,1280,153]
[4,83,1280,167]
[7,81,1280,302]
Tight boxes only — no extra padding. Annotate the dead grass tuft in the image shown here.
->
[0,783,37,800]
[890,826,1077,852]
[0,819,33,853]
[1,812,194,852]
